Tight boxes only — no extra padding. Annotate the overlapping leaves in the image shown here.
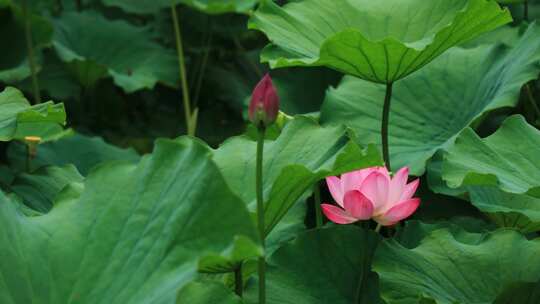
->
[321,23,540,174]
[0,138,259,304]
[214,116,382,235]
[52,12,178,92]
[0,87,65,141]
[374,227,540,303]
[246,226,380,304]
[250,0,511,83]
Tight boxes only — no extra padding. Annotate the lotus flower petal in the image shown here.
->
[343,190,374,220]
[321,204,358,224]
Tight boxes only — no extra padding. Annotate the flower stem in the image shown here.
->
[381,82,393,171]
[375,224,382,233]
[22,0,41,104]
[524,0,529,21]
[171,4,196,136]
[234,264,243,297]
[314,182,323,228]
[256,126,266,304]
[526,84,540,117]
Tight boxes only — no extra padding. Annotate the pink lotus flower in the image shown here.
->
[321,166,420,226]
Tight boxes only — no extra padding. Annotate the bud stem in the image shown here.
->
[314,182,323,228]
[256,126,266,304]
[22,0,41,105]
[171,4,196,136]
[234,263,243,297]
[381,82,393,171]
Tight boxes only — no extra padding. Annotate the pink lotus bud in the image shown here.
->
[248,73,280,127]
[321,166,420,226]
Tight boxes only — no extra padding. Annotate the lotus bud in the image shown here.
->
[248,73,280,128]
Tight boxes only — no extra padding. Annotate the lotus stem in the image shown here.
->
[256,126,266,304]
[171,4,196,136]
[526,84,540,117]
[22,0,41,104]
[24,136,41,172]
[234,264,243,297]
[381,82,394,171]
[192,20,212,108]
[314,182,323,228]
[375,223,382,233]
[524,0,529,21]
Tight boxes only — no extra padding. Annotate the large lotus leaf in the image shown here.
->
[18,50,81,100]
[0,87,65,141]
[214,116,382,235]
[10,164,84,213]
[0,0,52,83]
[321,23,540,174]
[440,115,540,195]
[494,281,540,304]
[468,186,540,233]
[373,228,540,304]
[249,0,511,83]
[176,281,241,304]
[8,133,140,175]
[394,218,495,249]
[52,12,178,92]
[0,137,259,304]
[245,226,381,304]
[102,0,258,14]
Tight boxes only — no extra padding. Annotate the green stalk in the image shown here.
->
[192,22,212,108]
[375,223,382,233]
[524,0,529,21]
[381,83,394,171]
[256,126,266,304]
[526,84,540,117]
[314,182,323,228]
[171,4,195,136]
[22,0,41,104]
[234,264,243,297]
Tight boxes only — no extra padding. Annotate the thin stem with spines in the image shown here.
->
[171,4,195,136]
[22,0,41,104]
[381,83,394,171]
[314,182,323,228]
[256,126,266,304]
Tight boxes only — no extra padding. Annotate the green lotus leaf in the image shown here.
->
[468,186,540,233]
[494,280,540,304]
[374,228,540,304]
[52,12,178,92]
[18,51,81,100]
[249,0,511,83]
[321,23,540,174]
[245,226,381,304]
[8,133,140,175]
[0,87,66,141]
[394,219,495,249]
[176,281,242,304]
[0,137,259,303]
[214,116,382,236]
[441,115,540,195]
[10,164,84,213]
[102,0,258,15]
